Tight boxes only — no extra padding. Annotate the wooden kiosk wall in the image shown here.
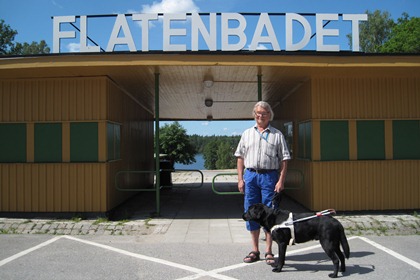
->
[0,77,153,213]
[279,73,420,211]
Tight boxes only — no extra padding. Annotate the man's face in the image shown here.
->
[254,106,270,127]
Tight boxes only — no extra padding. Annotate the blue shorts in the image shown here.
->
[243,169,279,231]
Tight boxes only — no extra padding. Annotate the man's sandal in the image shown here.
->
[265,252,275,265]
[243,251,260,263]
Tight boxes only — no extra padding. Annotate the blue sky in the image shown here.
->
[1,0,419,135]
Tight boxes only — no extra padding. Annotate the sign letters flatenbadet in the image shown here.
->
[53,13,367,53]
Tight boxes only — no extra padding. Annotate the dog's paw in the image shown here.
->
[328,272,338,278]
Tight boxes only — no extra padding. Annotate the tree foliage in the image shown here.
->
[202,136,240,169]
[380,13,420,53]
[348,10,419,53]
[348,10,395,53]
[0,19,17,55]
[0,19,50,55]
[159,121,196,166]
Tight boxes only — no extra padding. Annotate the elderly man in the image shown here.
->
[234,101,291,265]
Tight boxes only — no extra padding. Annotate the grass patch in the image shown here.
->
[116,220,128,226]
[93,217,109,225]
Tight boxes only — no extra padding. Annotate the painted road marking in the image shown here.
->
[357,236,420,270]
[1,235,419,280]
[0,236,62,267]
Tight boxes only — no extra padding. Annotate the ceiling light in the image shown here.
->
[204,98,213,107]
[203,79,214,88]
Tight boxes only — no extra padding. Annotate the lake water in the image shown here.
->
[174,154,205,170]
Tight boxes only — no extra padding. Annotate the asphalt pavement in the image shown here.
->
[0,170,419,279]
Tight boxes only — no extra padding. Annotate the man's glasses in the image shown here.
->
[254,111,269,117]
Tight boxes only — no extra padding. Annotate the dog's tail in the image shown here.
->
[339,224,350,259]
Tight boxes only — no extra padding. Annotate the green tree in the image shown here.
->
[348,10,395,53]
[0,19,50,55]
[203,139,219,169]
[203,136,240,169]
[159,122,196,167]
[10,40,50,55]
[215,141,236,169]
[380,13,420,53]
[0,19,17,55]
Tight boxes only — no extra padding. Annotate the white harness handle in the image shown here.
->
[270,209,336,245]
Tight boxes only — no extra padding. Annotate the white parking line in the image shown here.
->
[63,236,205,275]
[357,236,420,270]
[1,235,419,280]
[64,236,238,280]
[0,236,63,267]
[175,237,360,280]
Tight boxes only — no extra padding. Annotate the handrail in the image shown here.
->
[115,169,204,191]
[212,172,242,195]
[211,169,305,195]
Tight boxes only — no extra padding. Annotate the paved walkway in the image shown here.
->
[1,171,419,239]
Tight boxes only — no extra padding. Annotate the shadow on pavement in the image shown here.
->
[109,183,310,221]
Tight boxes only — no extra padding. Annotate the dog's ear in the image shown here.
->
[250,204,265,219]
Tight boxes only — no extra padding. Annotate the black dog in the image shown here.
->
[242,203,350,278]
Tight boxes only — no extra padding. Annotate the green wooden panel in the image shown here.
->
[357,121,385,160]
[298,123,305,158]
[115,124,121,159]
[305,122,312,160]
[0,124,26,162]
[320,121,349,161]
[393,120,420,159]
[298,122,312,160]
[107,122,115,160]
[70,122,98,162]
[107,123,121,161]
[35,123,62,162]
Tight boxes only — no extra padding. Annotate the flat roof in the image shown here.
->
[1,51,419,120]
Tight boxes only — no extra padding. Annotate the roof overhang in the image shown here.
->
[1,51,419,120]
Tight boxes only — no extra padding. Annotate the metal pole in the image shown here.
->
[258,74,262,101]
[154,72,161,216]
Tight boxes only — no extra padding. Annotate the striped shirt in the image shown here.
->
[234,124,291,170]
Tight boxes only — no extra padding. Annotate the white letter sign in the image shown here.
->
[52,12,367,53]
[343,14,368,52]
[132,13,158,52]
[250,13,280,51]
[53,16,76,53]
[163,14,187,51]
[221,13,247,51]
[316,14,339,52]
[286,13,311,51]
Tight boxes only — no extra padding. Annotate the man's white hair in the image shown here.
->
[253,101,274,121]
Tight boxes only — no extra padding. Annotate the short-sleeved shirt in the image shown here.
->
[234,124,291,170]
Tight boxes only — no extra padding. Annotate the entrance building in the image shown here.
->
[0,52,419,213]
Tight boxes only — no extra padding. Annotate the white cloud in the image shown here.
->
[201,121,209,126]
[67,43,80,52]
[257,44,269,50]
[141,0,200,13]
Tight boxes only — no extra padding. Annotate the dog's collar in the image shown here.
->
[270,212,295,246]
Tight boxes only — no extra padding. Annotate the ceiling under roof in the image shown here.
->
[0,52,419,120]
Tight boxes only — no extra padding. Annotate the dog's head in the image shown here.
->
[242,203,270,222]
